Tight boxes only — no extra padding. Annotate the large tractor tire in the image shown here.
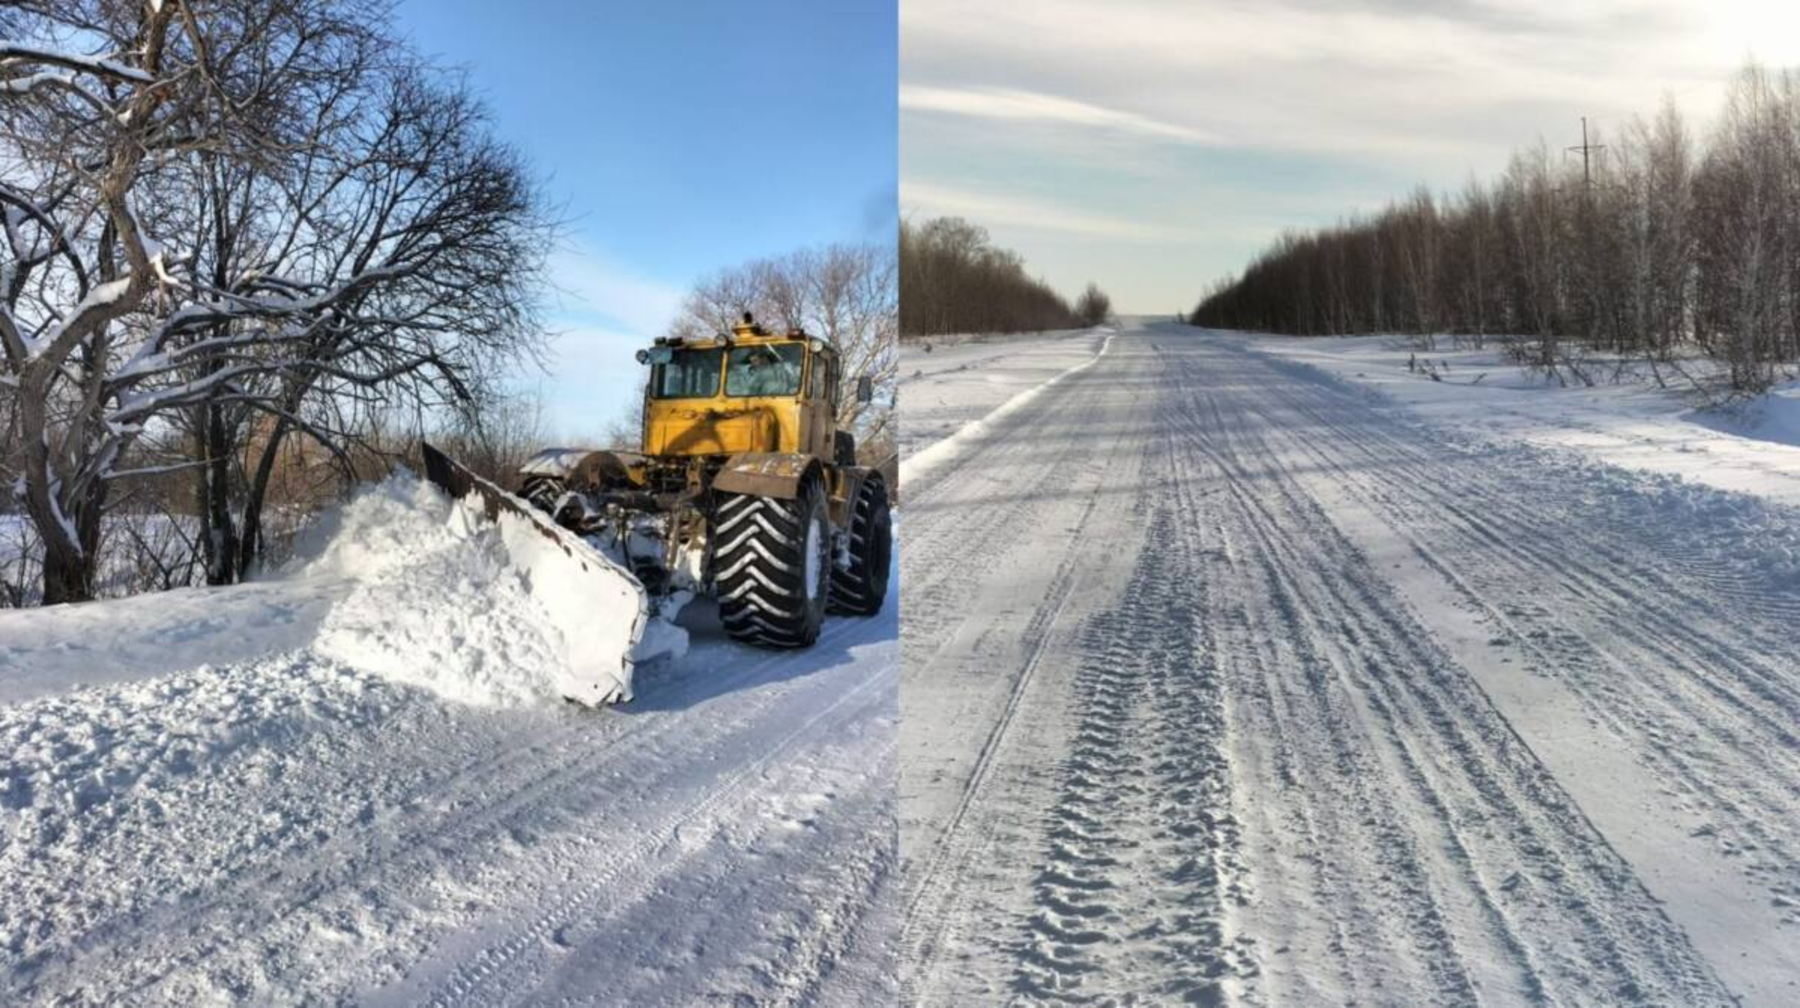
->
[519,474,563,514]
[829,475,892,616]
[714,478,829,648]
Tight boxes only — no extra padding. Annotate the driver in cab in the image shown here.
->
[734,346,800,396]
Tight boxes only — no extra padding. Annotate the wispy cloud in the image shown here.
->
[527,323,649,438]
[900,85,1219,145]
[546,245,686,337]
[902,181,1191,242]
[511,245,685,437]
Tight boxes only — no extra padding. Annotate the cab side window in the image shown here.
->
[809,354,832,401]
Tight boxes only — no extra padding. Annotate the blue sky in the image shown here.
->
[902,0,1800,315]
[397,1,897,436]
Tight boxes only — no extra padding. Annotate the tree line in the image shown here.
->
[1191,64,1800,394]
[900,215,1110,339]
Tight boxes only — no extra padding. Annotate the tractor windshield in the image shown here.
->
[650,348,724,399]
[724,343,803,397]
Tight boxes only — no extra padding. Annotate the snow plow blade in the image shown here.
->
[420,441,650,705]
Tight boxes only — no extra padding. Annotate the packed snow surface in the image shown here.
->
[0,471,897,1003]
[900,318,1800,1005]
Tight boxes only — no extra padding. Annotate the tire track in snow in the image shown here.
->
[1254,368,1800,934]
[12,616,883,1005]
[899,356,1129,682]
[400,659,895,1007]
[900,325,1742,1003]
[1008,428,1253,1003]
[899,345,1153,1003]
[899,548,1084,996]
[1164,339,1737,1003]
[1173,386,1492,1003]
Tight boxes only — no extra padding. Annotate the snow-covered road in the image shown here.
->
[0,487,898,1003]
[899,319,1800,1004]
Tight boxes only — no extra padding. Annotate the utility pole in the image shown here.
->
[1562,117,1608,342]
[1566,116,1606,196]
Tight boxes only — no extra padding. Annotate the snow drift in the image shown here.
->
[292,472,683,707]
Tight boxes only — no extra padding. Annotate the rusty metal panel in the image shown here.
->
[567,450,647,491]
[829,465,872,526]
[710,451,817,499]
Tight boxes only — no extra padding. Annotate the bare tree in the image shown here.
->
[0,0,550,602]
[1074,282,1112,327]
[1192,65,1800,397]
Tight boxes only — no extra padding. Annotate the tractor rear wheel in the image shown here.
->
[714,478,829,648]
[829,475,891,616]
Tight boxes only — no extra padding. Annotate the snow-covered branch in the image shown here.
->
[0,41,156,84]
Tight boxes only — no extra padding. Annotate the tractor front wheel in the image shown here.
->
[714,479,829,648]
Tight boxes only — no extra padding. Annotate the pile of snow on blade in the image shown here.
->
[292,473,643,707]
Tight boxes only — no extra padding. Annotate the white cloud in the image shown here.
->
[901,85,1219,145]
[902,0,1800,172]
[515,246,681,436]
[546,244,685,337]
[530,324,648,439]
[902,181,1191,242]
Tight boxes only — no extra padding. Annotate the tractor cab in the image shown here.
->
[637,314,839,459]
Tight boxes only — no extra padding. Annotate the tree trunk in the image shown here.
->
[34,477,104,606]
[39,539,90,605]
[18,365,96,604]
[200,392,240,586]
[237,414,292,581]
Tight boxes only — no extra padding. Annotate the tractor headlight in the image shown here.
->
[635,348,649,365]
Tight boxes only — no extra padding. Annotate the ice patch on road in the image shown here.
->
[296,474,629,708]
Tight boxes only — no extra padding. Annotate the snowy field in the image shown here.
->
[899,318,1799,1004]
[1244,332,1800,509]
[0,474,898,1003]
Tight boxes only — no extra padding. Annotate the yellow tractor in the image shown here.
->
[505,313,891,653]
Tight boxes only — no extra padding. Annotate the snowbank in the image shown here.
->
[294,473,665,708]
[900,328,1109,462]
[901,327,1113,487]
[2,471,677,710]
[1691,377,1800,449]
[1237,332,1800,510]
